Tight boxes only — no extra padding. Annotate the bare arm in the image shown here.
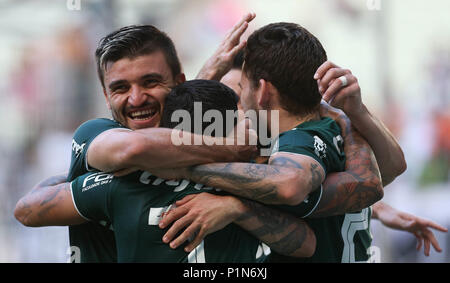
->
[87,127,257,173]
[151,153,324,206]
[159,192,316,258]
[347,106,406,186]
[235,197,316,257]
[14,174,86,227]
[315,61,407,186]
[309,111,383,218]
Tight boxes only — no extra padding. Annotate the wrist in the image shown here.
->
[227,196,247,223]
[346,104,370,129]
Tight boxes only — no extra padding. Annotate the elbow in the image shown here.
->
[279,172,309,206]
[14,201,35,227]
[367,177,384,206]
[119,134,149,168]
[302,227,317,258]
[291,225,317,258]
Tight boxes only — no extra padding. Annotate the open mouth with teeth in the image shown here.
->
[128,109,157,121]
[126,106,160,128]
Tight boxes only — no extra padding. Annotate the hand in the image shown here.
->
[225,118,259,161]
[377,207,448,256]
[158,193,242,252]
[196,12,256,81]
[314,61,365,118]
[229,117,258,146]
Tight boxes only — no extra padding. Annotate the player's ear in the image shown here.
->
[102,88,111,110]
[257,79,271,109]
[175,73,186,85]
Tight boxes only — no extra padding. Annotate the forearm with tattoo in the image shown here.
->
[235,198,316,257]
[185,160,319,205]
[310,115,383,218]
[14,174,76,227]
[186,163,281,203]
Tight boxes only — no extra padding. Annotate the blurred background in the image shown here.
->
[0,0,448,263]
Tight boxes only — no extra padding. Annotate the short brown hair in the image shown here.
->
[244,22,327,115]
[95,25,182,89]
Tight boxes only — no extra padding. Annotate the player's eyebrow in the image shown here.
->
[140,73,164,82]
[108,80,128,90]
[108,73,164,90]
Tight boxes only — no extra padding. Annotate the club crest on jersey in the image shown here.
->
[313,135,327,159]
[72,139,86,158]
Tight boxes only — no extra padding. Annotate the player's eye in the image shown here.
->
[112,85,129,93]
[143,79,159,88]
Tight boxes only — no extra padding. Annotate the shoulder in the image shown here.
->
[74,118,124,138]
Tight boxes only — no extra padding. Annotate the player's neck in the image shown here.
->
[278,109,321,133]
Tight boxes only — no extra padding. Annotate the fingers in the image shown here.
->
[168,222,201,250]
[425,220,448,233]
[184,228,207,253]
[414,232,423,251]
[229,39,247,58]
[425,229,443,253]
[159,206,189,229]
[424,236,431,256]
[162,214,193,245]
[318,68,352,94]
[322,75,357,102]
[226,12,256,40]
[175,194,197,207]
[314,61,339,80]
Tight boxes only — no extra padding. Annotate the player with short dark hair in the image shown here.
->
[152,22,383,263]
[243,22,326,116]
[16,79,317,262]
[160,79,239,131]
[95,25,182,91]
[21,15,259,263]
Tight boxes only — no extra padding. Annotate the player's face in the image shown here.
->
[220,69,242,110]
[239,71,259,113]
[103,51,184,130]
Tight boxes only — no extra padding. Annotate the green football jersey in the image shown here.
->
[70,171,267,263]
[268,117,374,263]
[67,118,125,263]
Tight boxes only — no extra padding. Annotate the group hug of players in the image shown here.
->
[14,13,447,263]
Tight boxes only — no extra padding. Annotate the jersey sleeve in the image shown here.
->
[67,119,126,181]
[269,186,323,218]
[273,129,328,173]
[70,172,115,222]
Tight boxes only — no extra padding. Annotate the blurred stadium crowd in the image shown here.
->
[0,0,448,262]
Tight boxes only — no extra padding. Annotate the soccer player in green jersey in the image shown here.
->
[15,16,445,262]
[147,23,395,263]
[219,54,448,259]
[14,15,259,263]
[15,79,318,262]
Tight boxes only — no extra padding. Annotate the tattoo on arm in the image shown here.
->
[187,163,283,204]
[16,182,72,226]
[235,198,314,257]
[270,156,303,169]
[186,155,323,205]
[310,128,383,218]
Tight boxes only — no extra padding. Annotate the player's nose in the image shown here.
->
[128,85,148,107]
